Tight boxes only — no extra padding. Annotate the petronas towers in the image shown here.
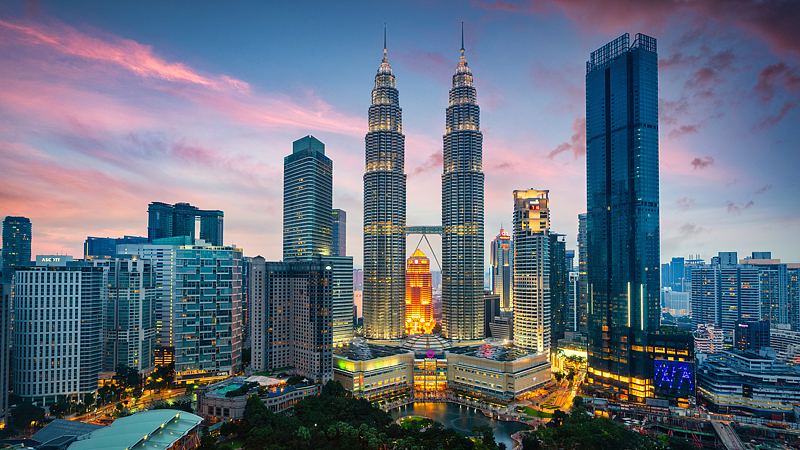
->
[363,30,484,340]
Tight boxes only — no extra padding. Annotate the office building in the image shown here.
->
[0,282,9,425]
[734,319,770,352]
[332,209,346,257]
[3,216,31,284]
[549,233,568,354]
[250,256,339,383]
[670,257,685,292]
[83,236,147,259]
[441,37,485,341]
[661,263,670,289]
[513,189,550,353]
[565,250,575,272]
[330,256,354,347]
[13,262,103,404]
[405,249,434,335]
[697,350,800,419]
[363,39,407,340]
[117,238,182,366]
[173,240,242,383]
[693,323,725,354]
[770,325,800,363]
[484,293,501,338]
[284,136,333,260]
[577,213,588,333]
[648,330,695,407]
[490,227,513,310]
[242,256,251,349]
[585,33,660,402]
[91,256,156,373]
[567,271,579,332]
[663,289,690,317]
[740,255,797,328]
[691,255,760,341]
[147,202,224,246]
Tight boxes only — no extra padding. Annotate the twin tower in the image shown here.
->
[363,33,484,340]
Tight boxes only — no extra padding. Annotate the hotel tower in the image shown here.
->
[441,32,485,340]
[363,35,407,339]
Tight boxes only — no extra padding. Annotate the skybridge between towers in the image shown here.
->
[404,226,443,271]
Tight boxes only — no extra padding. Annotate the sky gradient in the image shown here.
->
[1,0,799,268]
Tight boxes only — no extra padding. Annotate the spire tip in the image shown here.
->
[461,22,465,54]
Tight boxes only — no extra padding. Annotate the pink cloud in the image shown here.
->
[547,115,586,159]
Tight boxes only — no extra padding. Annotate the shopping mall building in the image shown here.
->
[333,335,551,404]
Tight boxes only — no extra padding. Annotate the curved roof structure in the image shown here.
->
[68,409,202,450]
[401,334,452,351]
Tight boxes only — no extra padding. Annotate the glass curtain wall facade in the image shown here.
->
[2,216,31,284]
[147,203,224,246]
[442,43,485,340]
[363,44,407,339]
[513,189,550,353]
[577,213,588,333]
[332,209,346,257]
[405,249,434,335]
[549,233,568,354]
[490,228,513,310]
[585,33,660,402]
[284,136,333,260]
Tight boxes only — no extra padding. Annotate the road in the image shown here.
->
[73,390,192,423]
[711,421,746,450]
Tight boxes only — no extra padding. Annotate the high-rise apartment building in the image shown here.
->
[173,241,242,382]
[330,256,354,347]
[442,38,484,340]
[549,233,568,354]
[513,189,550,353]
[568,271,579,332]
[3,216,31,284]
[332,209,346,257]
[84,236,147,259]
[284,136,333,260]
[91,256,156,373]
[363,41,407,340]
[741,254,791,327]
[405,249,434,335]
[490,228,513,310]
[117,238,183,366]
[585,33,660,402]
[250,256,340,382]
[577,213,588,333]
[691,256,760,341]
[0,282,7,424]
[13,263,103,404]
[147,202,224,246]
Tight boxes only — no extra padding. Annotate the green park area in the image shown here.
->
[522,406,553,418]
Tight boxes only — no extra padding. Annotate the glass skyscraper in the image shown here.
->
[363,41,407,339]
[332,209,346,257]
[147,202,224,246]
[490,228,513,310]
[585,33,660,402]
[442,39,485,340]
[284,136,333,260]
[2,216,31,284]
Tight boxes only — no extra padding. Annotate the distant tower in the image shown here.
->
[284,136,333,260]
[2,216,31,284]
[513,190,550,353]
[490,227,513,310]
[332,209,346,257]
[406,249,435,335]
[442,26,485,340]
[586,33,660,402]
[363,29,407,339]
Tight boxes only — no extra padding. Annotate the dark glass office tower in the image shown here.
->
[147,202,224,246]
[586,33,660,402]
[363,40,406,339]
[2,216,31,284]
[442,37,485,340]
[549,233,568,354]
[284,135,333,260]
[332,209,346,257]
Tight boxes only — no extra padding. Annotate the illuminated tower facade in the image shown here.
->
[586,33,660,401]
[406,249,434,335]
[363,36,407,339]
[442,34,485,340]
[491,228,513,310]
[513,190,550,353]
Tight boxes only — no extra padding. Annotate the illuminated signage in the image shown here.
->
[426,350,435,359]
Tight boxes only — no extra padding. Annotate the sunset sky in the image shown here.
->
[1,0,799,268]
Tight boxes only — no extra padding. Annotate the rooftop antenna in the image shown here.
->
[384,22,387,55]
[461,21,465,55]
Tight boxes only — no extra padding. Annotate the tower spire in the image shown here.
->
[384,23,387,56]
[461,22,464,55]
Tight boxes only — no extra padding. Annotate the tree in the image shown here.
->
[12,403,45,430]
[550,410,568,427]
[114,364,141,389]
[321,380,348,398]
[83,392,95,406]
[472,424,497,448]
[198,426,218,450]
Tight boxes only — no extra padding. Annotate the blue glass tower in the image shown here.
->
[585,33,660,402]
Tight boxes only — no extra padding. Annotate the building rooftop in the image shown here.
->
[29,419,104,447]
[447,343,536,361]
[68,409,202,450]
[334,341,412,361]
[401,334,451,351]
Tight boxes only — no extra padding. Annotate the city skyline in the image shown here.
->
[1,1,800,266]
